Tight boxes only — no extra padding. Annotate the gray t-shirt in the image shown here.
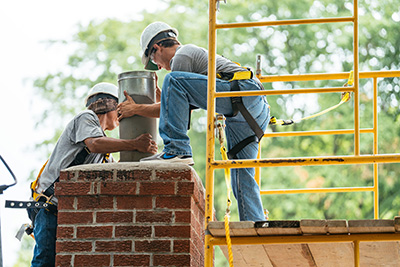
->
[36,110,106,204]
[170,44,245,75]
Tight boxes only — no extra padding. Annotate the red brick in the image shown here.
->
[59,170,77,182]
[153,254,191,266]
[59,171,69,182]
[156,196,191,209]
[74,254,110,267]
[99,181,137,195]
[155,225,191,238]
[58,211,93,225]
[57,226,74,239]
[135,240,171,253]
[76,226,113,239]
[57,196,75,210]
[156,170,193,181]
[190,244,203,267]
[191,228,204,257]
[77,196,114,209]
[56,241,92,253]
[173,240,190,253]
[116,169,152,181]
[95,240,132,252]
[55,254,72,267]
[114,254,150,266]
[136,210,173,223]
[139,181,176,195]
[175,211,191,223]
[55,182,91,196]
[177,181,194,195]
[193,183,205,211]
[116,196,153,209]
[96,211,133,223]
[115,226,152,238]
[77,170,113,181]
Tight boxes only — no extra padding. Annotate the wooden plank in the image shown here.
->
[208,221,256,237]
[255,220,302,236]
[263,244,317,266]
[219,244,274,267]
[360,241,400,266]
[300,219,327,235]
[348,219,395,234]
[394,216,400,232]
[308,243,354,267]
[327,220,348,234]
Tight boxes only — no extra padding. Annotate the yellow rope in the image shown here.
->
[224,212,234,267]
[216,117,234,267]
[269,71,353,126]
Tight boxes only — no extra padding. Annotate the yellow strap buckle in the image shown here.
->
[230,70,252,81]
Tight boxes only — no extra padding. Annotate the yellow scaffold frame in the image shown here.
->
[205,0,400,266]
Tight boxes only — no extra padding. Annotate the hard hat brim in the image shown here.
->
[142,53,159,71]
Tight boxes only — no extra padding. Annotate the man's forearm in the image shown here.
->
[135,103,160,118]
[84,137,136,153]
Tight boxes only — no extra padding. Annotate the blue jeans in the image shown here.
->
[31,209,57,267]
[160,71,270,221]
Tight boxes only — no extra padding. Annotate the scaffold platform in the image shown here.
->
[208,218,400,266]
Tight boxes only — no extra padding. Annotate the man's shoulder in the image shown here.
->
[65,110,99,129]
[177,44,206,54]
[74,110,98,121]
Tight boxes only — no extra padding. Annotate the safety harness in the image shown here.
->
[5,146,94,239]
[217,68,265,160]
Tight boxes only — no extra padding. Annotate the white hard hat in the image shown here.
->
[85,82,118,107]
[140,21,178,70]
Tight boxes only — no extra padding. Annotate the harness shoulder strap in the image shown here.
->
[43,146,91,198]
[32,146,91,201]
[227,80,265,159]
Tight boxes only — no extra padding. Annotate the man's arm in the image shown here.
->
[117,91,160,120]
[84,133,157,154]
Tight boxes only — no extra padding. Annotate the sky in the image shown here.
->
[0,1,165,266]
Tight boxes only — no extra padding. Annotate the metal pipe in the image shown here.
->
[256,70,400,83]
[205,0,218,266]
[261,186,374,195]
[210,154,400,169]
[216,17,355,29]
[215,86,354,98]
[264,128,374,138]
[373,77,379,219]
[117,71,157,162]
[353,0,360,156]
[208,232,400,246]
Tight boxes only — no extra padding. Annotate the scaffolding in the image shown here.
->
[204,0,400,266]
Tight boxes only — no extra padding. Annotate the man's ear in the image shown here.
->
[153,43,161,50]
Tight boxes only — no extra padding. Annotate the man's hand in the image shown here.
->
[155,73,161,102]
[133,133,158,154]
[117,91,137,121]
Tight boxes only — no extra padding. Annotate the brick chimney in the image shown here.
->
[54,163,205,267]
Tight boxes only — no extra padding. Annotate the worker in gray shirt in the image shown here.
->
[31,82,157,267]
[118,21,270,222]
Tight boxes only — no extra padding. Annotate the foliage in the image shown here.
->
[17,0,400,265]
[12,235,34,267]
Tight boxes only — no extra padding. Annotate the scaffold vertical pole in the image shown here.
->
[353,0,360,156]
[373,77,379,219]
[205,0,218,266]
